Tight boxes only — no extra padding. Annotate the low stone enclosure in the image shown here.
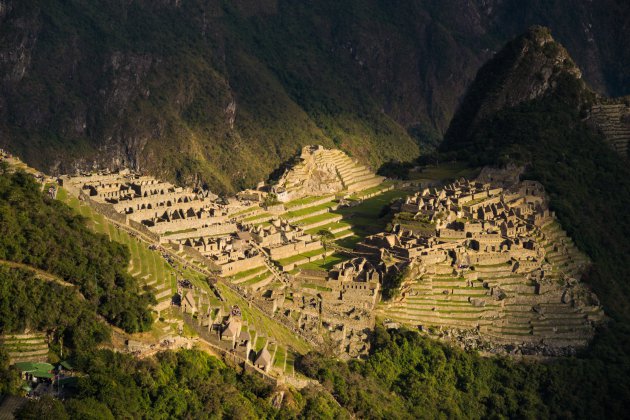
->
[58,147,604,358]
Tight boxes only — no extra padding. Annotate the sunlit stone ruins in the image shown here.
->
[59,146,604,359]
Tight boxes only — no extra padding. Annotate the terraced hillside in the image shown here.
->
[589,101,630,157]
[56,185,310,368]
[0,333,48,364]
[57,188,178,312]
[274,146,385,202]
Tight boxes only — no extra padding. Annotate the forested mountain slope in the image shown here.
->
[437,27,630,417]
[0,0,628,193]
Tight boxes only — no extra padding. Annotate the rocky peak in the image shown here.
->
[443,26,587,146]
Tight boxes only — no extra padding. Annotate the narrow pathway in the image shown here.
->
[0,259,74,288]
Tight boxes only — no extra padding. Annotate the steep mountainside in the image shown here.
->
[439,28,630,414]
[0,1,629,193]
[442,26,590,149]
[441,22,630,342]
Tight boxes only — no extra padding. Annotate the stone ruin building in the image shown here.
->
[281,257,386,358]
[59,146,388,300]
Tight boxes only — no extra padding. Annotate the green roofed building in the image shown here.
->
[32,371,54,379]
[58,361,74,371]
[13,362,54,373]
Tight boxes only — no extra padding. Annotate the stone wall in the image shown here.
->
[128,219,161,242]
[162,224,238,242]
[467,251,511,265]
[220,254,265,276]
[149,216,226,234]
[80,192,128,225]
[112,191,197,213]
[268,240,322,260]
[128,201,216,221]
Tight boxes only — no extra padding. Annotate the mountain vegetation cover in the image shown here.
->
[0,163,154,332]
[0,0,629,192]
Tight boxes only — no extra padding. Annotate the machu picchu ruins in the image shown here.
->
[7,144,606,380]
[3,10,630,416]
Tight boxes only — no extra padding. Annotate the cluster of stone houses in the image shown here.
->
[279,257,388,357]
[61,171,326,277]
[377,178,603,354]
[181,294,276,373]
[393,179,554,267]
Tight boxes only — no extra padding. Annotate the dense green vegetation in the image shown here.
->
[0,166,153,332]
[14,349,348,419]
[299,326,630,419]
[0,266,109,353]
[5,1,627,193]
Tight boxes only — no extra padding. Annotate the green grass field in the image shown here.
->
[296,252,345,271]
[331,189,408,239]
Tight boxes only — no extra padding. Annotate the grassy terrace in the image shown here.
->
[282,201,337,219]
[294,212,341,226]
[305,221,352,235]
[241,272,271,287]
[242,212,271,222]
[276,247,325,266]
[284,195,331,209]
[334,235,362,249]
[297,252,346,271]
[346,181,393,199]
[228,266,267,281]
[274,346,286,369]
